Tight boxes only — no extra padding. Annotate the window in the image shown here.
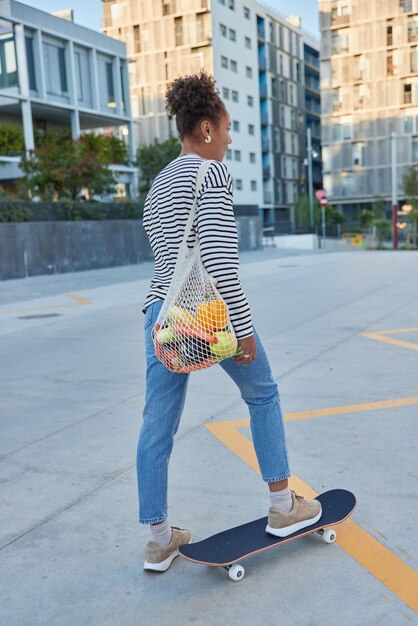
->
[289,84,294,104]
[271,77,277,98]
[249,152,256,163]
[412,136,418,161]
[218,0,225,4]
[229,29,236,41]
[280,79,286,101]
[232,90,239,102]
[221,55,228,68]
[291,134,295,154]
[220,23,227,37]
[387,23,393,46]
[387,54,393,76]
[246,66,253,78]
[352,142,364,167]
[279,26,284,48]
[244,6,250,19]
[245,36,251,49]
[175,16,183,46]
[290,109,296,130]
[408,17,418,42]
[411,47,418,72]
[228,0,235,9]
[247,95,254,107]
[248,123,255,135]
[105,61,115,107]
[400,0,413,11]
[331,29,349,54]
[230,60,237,72]
[43,41,68,97]
[403,115,413,134]
[25,36,36,91]
[222,87,230,99]
[234,149,241,161]
[251,180,257,191]
[133,25,141,52]
[235,178,242,190]
[404,83,412,104]
[233,120,240,131]
[296,62,300,82]
[226,148,232,160]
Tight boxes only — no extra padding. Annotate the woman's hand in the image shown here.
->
[234,335,257,365]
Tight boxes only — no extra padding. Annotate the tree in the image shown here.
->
[402,166,418,248]
[0,123,24,156]
[360,198,391,248]
[19,130,123,201]
[294,192,344,230]
[137,137,181,197]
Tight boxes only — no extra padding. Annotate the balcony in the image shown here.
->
[263,166,271,180]
[331,14,350,27]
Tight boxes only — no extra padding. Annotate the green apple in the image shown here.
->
[210,331,238,359]
[156,327,177,344]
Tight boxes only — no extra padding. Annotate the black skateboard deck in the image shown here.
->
[179,489,356,580]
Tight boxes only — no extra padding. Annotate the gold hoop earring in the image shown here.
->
[205,135,212,144]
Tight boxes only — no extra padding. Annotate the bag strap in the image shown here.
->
[179,159,211,251]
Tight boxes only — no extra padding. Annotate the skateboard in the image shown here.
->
[178,489,356,581]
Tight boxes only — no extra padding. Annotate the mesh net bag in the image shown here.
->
[153,161,238,373]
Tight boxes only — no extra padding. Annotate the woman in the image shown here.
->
[138,72,321,573]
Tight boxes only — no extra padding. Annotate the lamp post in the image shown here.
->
[306,128,320,231]
[391,131,398,250]
[307,128,314,230]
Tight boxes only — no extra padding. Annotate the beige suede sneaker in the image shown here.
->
[266,492,322,538]
[144,527,191,573]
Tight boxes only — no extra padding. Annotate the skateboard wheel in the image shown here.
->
[322,528,336,544]
[228,564,245,581]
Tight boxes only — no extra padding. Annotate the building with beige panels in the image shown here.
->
[320,0,418,220]
[101,0,320,228]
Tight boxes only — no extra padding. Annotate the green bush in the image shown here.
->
[0,200,142,223]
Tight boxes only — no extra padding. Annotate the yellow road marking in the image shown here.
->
[285,396,418,422]
[362,327,418,352]
[66,293,91,305]
[0,294,91,315]
[205,402,418,614]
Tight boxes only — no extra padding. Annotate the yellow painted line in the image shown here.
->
[66,293,91,305]
[362,326,418,352]
[205,416,418,614]
[0,294,91,315]
[367,327,418,335]
[285,396,418,422]
[362,332,418,353]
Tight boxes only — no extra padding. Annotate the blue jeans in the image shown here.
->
[137,300,290,524]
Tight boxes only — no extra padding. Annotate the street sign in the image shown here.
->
[315,189,328,206]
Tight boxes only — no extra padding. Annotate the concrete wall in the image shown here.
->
[0,217,262,280]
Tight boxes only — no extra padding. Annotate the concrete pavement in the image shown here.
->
[0,249,417,625]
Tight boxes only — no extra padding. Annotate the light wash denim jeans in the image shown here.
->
[137,300,290,524]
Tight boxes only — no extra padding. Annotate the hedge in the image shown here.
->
[0,200,143,223]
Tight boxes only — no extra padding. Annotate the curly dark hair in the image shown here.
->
[165,71,226,140]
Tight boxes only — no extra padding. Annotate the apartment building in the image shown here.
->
[304,33,322,192]
[102,0,320,228]
[320,0,418,219]
[0,0,136,196]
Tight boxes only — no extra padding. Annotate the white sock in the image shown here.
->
[150,519,172,546]
[269,487,293,513]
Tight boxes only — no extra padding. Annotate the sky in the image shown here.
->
[20,0,320,38]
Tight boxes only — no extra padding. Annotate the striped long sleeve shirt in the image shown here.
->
[142,154,253,340]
